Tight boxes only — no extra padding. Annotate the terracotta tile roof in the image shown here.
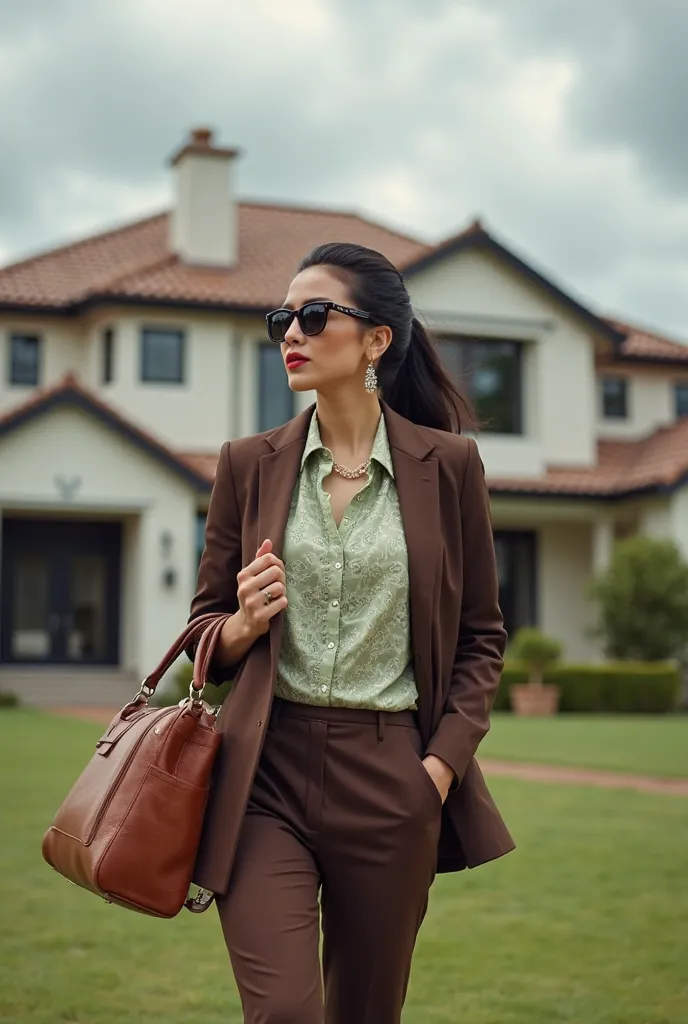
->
[0,203,428,311]
[606,318,688,364]
[489,415,688,497]
[179,451,222,481]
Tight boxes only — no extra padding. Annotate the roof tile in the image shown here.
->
[0,203,428,311]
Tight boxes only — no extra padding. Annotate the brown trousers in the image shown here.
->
[216,698,443,1024]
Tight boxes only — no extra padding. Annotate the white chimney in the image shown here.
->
[169,127,240,267]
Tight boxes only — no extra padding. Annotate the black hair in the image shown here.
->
[298,242,477,433]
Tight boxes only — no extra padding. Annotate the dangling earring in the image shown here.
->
[364,361,378,393]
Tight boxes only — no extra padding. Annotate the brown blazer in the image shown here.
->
[189,401,515,895]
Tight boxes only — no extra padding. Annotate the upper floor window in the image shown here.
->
[258,342,295,432]
[102,327,115,385]
[675,381,688,418]
[436,336,523,434]
[9,333,41,386]
[140,327,185,384]
[601,376,628,419]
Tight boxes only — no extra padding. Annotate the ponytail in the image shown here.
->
[298,242,476,434]
[381,317,477,433]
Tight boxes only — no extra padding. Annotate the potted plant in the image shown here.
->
[508,627,563,716]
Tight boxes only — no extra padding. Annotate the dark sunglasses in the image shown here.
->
[265,301,375,343]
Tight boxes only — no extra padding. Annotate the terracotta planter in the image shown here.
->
[509,683,561,717]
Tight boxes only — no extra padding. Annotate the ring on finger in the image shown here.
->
[264,588,274,606]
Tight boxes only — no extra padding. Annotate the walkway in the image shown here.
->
[481,758,688,797]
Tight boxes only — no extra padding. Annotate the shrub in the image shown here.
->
[0,691,19,708]
[494,661,681,713]
[589,536,688,662]
[510,628,563,686]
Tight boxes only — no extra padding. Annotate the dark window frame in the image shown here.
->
[601,375,628,419]
[140,326,186,384]
[675,380,688,419]
[257,341,295,432]
[9,333,41,387]
[493,529,538,640]
[436,334,524,435]
[102,327,115,385]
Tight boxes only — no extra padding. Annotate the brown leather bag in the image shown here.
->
[41,612,231,919]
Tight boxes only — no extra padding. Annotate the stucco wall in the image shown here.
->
[537,522,600,662]
[668,486,688,562]
[89,310,238,449]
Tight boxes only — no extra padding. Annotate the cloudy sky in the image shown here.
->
[2,0,688,336]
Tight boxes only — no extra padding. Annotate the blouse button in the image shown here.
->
[335,562,342,570]
[327,642,335,649]
[332,600,339,607]
[321,685,328,693]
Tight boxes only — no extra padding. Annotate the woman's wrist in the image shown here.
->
[421,754,456,799]
[216,611,260,667]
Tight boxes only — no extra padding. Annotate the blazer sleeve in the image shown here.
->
[186,440,243,682]
[425,437,507,781]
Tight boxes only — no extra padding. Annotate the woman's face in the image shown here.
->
[279,266,386,395]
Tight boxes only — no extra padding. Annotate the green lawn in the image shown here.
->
[481,712,688,778]
[2,708,687,1023]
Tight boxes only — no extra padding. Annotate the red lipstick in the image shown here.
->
[286,353,310,369]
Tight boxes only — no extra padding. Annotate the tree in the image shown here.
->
[511,627,563,686]
[589,536,688,662]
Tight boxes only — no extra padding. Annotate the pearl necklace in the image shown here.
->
[332,458,371,480]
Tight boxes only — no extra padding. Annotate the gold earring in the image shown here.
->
[364,361,378,393]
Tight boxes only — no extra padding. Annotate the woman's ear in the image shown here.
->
[367,325,392,363]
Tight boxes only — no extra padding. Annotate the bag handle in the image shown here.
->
[139,613,230,694]
[192,614,232,692]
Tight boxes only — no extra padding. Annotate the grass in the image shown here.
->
[481,712,688,779]
[1,707,687,1023]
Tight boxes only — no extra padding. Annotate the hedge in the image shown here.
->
[160,657,682,715]
[495,661,681,713]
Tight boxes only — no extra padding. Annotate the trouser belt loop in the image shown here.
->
[377,711,384,743]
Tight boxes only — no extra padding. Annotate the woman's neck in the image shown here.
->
[315,391,382,466]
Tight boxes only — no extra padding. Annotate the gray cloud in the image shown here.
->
[1,0,688,336]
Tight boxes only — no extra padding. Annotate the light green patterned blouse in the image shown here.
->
[275,410,419,711]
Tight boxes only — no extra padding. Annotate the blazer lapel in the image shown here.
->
[257,405,314,683]
[382,403,440,738]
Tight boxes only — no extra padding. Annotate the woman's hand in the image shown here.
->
[421,754,455,804]
[233,538,288,642]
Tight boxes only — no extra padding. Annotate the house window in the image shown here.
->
[601,376,628,419]
[140,328,185,383]
[493,530,537,640]
[9,334,41,386]
[258,342,295,432]
[102,327,115,384]
[436,336,522,434]
[675,381,688,418]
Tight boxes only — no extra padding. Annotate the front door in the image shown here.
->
[0,518,121,665]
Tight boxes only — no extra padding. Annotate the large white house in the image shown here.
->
[2,127,688,706]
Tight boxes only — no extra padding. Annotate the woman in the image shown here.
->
[188,242,515,1024]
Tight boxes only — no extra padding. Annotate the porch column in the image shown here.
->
[592,517,615,575]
